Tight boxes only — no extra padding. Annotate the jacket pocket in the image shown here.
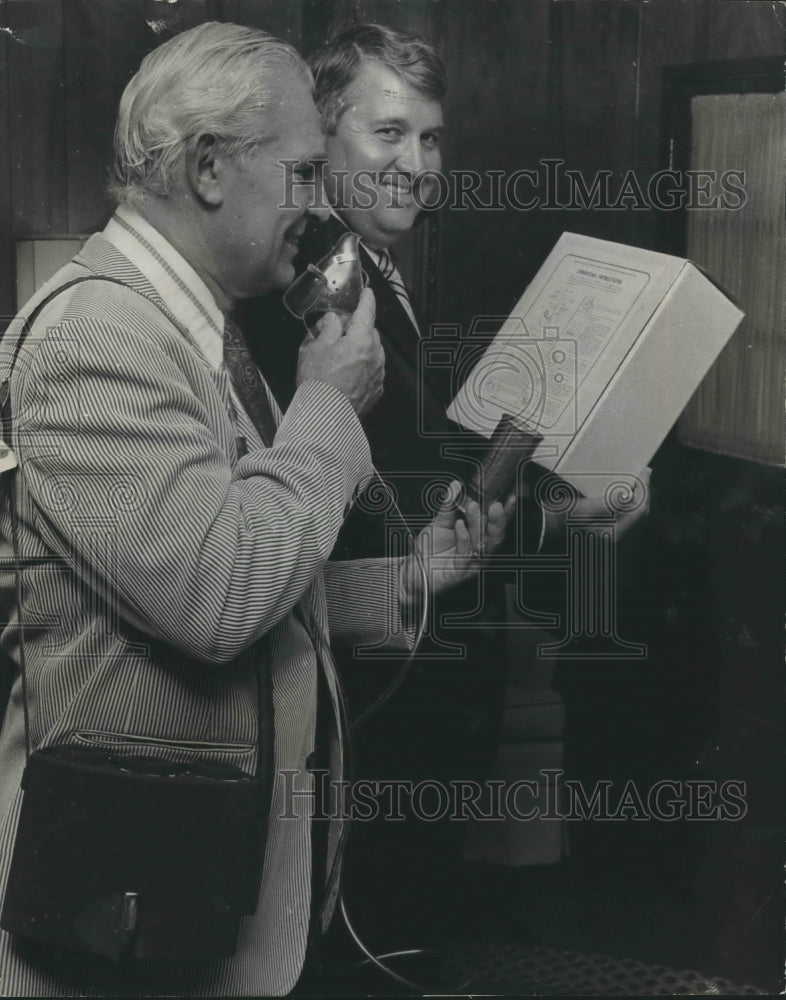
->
[71,729,254,755]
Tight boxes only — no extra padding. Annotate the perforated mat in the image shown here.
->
[441,942,767,995]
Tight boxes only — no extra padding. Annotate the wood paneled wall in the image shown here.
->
[0,0,783,328]
[427,0,782,333]
[0,0,304,322]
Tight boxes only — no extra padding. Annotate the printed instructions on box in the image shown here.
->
[471,255,652,432]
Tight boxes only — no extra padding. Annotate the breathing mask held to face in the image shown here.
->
[283,232,368,329]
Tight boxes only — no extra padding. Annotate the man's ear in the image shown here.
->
[185,133,224,207]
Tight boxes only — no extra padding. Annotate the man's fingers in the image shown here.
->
[486,500,506,538]
[313,311,344,345]
[462,498,484,552]
[486,493,516,548]
[453,516,472,557]
[344,287,376,340]
[442,480,462,509]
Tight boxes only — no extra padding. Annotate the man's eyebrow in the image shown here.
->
[369,116,444,133]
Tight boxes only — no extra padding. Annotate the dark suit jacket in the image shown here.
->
[239,216,549,779]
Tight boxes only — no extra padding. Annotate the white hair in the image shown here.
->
[111,21,312,205]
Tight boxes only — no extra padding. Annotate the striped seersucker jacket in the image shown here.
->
[0,224,407,997]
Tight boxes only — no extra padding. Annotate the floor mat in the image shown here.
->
[442,942,767,995]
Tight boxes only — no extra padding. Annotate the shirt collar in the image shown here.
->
[103,205,225,369]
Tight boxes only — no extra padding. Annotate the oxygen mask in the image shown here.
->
[283,232,367,330]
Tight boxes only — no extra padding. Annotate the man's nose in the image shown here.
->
[394,136,426,176]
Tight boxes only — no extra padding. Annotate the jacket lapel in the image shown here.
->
[360,244,420,344]
[75,233,244,433]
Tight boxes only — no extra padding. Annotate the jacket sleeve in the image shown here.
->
[322,557,415,652]
[13,315,373,665]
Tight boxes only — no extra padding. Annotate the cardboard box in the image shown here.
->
[447,232,745,497]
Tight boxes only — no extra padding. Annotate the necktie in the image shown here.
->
[222,315,278,447]
[369,247,420,334]
[224,315,343,924]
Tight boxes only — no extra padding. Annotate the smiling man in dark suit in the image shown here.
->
[239,21,653,961]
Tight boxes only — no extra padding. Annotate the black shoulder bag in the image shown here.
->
[0,276,274,963]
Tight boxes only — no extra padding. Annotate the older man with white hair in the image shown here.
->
[0,21,509,998]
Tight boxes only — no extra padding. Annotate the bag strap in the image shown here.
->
[1,274,150,424]
[1,276,270,786]
[2,275,163,761]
